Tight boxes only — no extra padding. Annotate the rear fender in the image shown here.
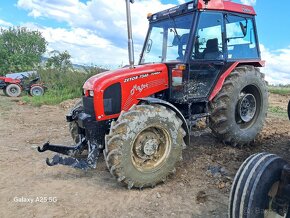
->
[138,97,190,146]
[31,83,45,88]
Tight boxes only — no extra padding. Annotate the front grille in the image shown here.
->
[82,96,95,118]
[103,83,121,115]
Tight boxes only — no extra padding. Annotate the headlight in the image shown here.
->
[89,90,94,97]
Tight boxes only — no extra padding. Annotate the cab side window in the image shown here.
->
[192,12,224,60]
[226,15,258,59]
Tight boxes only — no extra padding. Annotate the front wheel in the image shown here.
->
[30,86,44,96]
[229,153,289,218]
[104,104,186,189]
[5,84,21,97]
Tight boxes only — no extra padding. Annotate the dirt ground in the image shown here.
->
[0,92,289,218]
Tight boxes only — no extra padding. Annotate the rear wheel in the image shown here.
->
[104,104,186,189]
[5,84,21,97]
[229,153,289,218]
[30,86,44,96]
[209,66,268,146]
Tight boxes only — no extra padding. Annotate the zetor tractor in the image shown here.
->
[38,0,268,189]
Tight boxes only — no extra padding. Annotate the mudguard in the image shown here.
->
[138,97,190,146]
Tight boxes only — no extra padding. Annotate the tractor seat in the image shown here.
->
[202,38,222,59]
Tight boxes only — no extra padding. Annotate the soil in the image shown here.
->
[0,92,289,218]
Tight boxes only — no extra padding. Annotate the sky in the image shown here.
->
[0,0,289,84]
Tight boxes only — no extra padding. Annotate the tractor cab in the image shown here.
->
[140,0,260,104]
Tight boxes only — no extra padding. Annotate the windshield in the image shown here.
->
[140,14,194,64]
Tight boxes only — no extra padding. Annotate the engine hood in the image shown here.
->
[83,63,168,92]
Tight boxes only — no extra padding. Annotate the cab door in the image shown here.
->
[187,11,225,100]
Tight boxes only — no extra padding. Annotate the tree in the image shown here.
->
[46,50,72,71]
[0,27,47,75]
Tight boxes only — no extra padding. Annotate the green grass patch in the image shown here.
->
[22,89,79,106]
[268,106,288,118]
[268,86,290,95]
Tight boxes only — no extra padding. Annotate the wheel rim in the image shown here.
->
[32,88,42,96]
[238,93,257,122]
[10,87,18,94]
[235,85,262,129]
[131,126,171,172]
[264,182,289,218]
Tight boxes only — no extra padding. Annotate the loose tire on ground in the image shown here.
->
[104,104,186,189]
[68,99,83,143]
[229,153,289,218]
[5,84,21,97]
[209,66,268,146]
[30,85,44,96]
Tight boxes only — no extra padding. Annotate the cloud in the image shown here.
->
[16,0,175,67]
[23,22,128,68]
[178,0,186,4]
[240,0,257,6]
[0,19,13,27]
[260,44,290,85]
[17,0,175,46]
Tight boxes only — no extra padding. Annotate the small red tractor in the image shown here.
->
[0,71,46,97]
[38,0,268,189]
[229,103,290,218]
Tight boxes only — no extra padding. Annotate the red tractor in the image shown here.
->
[38,0,268,189]
[0,71,46,97]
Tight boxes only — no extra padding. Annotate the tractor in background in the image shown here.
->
[0,71,46,97]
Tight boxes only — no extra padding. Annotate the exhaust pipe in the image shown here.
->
[125,0,135,68]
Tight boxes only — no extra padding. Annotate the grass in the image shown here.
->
[268,86,290,96]
[22,89,80,106]
[268,106,288,118]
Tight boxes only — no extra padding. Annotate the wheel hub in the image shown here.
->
[238,93,257,122]
[33,89,41,96]
[11,88,17,93]
[134,131,160,160]
[143,139,159,156]
[132,127,170,172]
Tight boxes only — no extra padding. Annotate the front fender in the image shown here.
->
[138,97,190,146]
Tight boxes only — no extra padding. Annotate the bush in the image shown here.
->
[22,66,106,106]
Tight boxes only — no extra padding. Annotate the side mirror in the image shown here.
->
[239,21,247,37]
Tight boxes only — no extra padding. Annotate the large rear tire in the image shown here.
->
[5,84,22,97]
[229,153,289,218]
[209,66,268,146]
[104,104,186,189]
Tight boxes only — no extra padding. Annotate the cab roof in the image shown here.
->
[197,0,256,15]
[149,0,256,22]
